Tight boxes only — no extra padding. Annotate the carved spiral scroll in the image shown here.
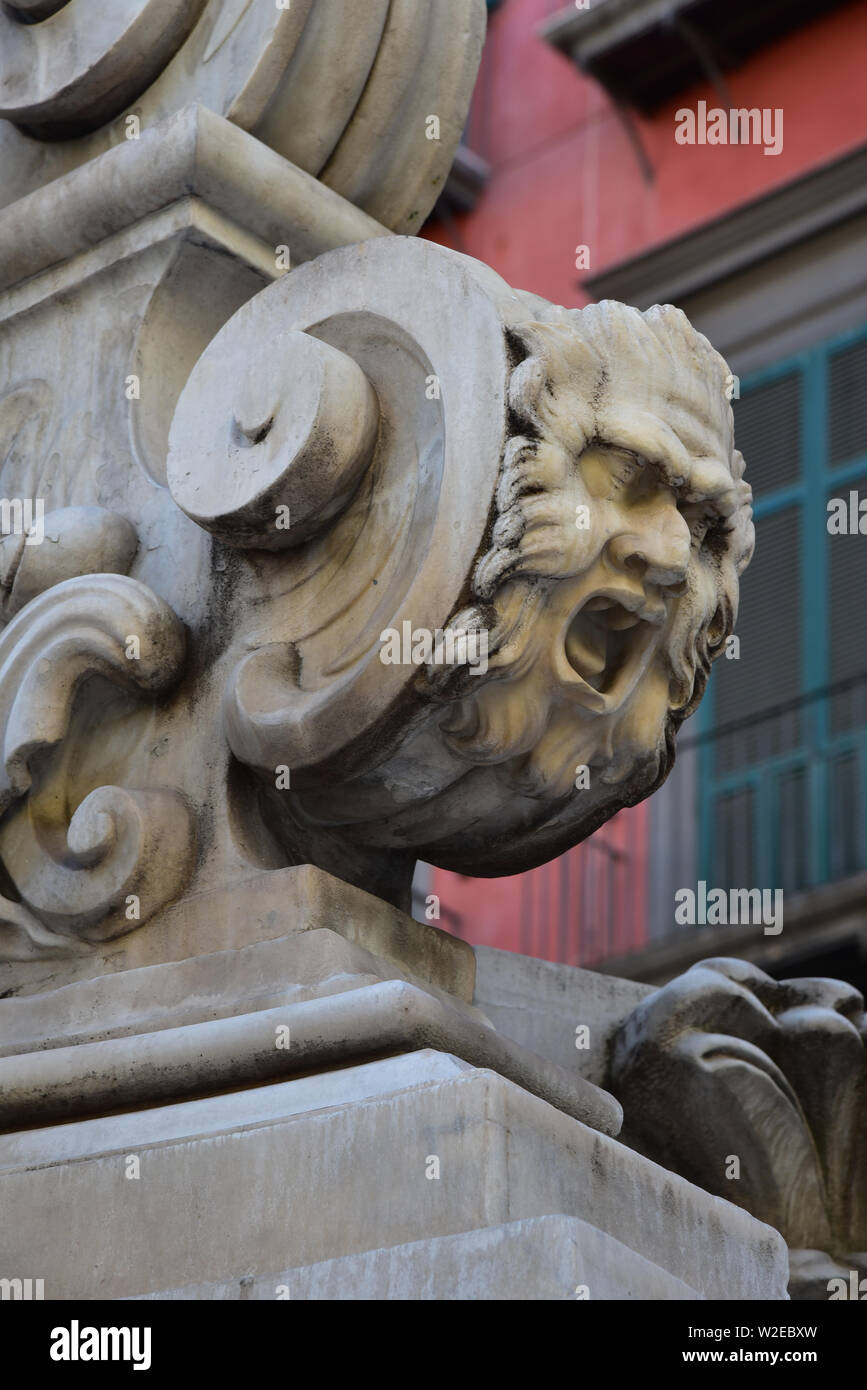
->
[0,574,195,954]
[0,1,486,235]
[168,328,380,549]
[0,0,205,137]
[1,785,194,940]
[5,1,69,20]
[168,237,512,787]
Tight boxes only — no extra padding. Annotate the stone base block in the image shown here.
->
[0,1050,789,1301]
[133,1216,701,1300]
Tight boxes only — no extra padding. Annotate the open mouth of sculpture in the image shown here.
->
[564,595,661,703]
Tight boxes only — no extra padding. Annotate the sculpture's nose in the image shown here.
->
[606,495,691,589]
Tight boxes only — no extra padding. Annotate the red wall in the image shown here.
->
[431,804,648,966]
[429,0,867,303]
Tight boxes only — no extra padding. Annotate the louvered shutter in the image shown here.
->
[733,371,801,496]
[829,338,867,468]
[712,507,802,774]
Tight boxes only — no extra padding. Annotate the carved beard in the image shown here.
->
[439,549,728,802]
[432,418,745,811]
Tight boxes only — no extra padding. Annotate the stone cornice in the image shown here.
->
[0,102,390,296]
[584,144,867,307]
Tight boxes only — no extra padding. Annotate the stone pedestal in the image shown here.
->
[0,868,788,1301]
[1,1048,787,1301]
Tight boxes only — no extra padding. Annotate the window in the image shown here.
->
[698,323,867,893]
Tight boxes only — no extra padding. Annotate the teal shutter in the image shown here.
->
[698,324,867,895]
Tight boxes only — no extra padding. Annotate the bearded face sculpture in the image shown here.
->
[406,305,754,871]
[161,237,753,894]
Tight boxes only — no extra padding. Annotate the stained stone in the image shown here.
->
[0,0,830,1305]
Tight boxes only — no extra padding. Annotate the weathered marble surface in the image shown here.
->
[0,1050,788,1300]
[0,0,819,1306]
[0,222,754,959]
[478,944,867,1297]
[0,0,485,233]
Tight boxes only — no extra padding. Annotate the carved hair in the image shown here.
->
[476,302,753,599]
[426,301,755,795]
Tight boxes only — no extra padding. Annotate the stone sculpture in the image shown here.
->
[177,256,754,884]
[0,0,841,1304]
[0,231,755,955]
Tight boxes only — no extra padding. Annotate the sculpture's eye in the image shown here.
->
[578,446,650,500]
[609,456,641,492]
[680,506,715,549]
[597,448,649,501]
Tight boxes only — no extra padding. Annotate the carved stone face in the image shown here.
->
[558,443,709,716]
[380,307,753,871]
[442,441,749,788]
[286,302,754,876]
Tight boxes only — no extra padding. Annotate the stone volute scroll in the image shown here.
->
[167,236,754,897]
[0,571,195,961]
[0,0,206,137]
[0,1,489,964]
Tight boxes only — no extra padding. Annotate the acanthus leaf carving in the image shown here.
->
[609,957,867,1292]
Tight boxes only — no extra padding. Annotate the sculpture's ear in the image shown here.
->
[729,452,756,576]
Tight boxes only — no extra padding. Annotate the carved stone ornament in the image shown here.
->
[0,7,753,961]
[2,3,807,1310]
[0,569,195,960]
[0,233,752,958]
[0,1,489,963]
[0,0,485,234]
[166,236,753,891]
[610,957,867,1294]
